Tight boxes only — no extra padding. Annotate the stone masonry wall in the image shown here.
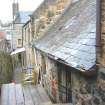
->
[31,0,70,39]
[43,57,59,102]
[72,71,105,105]
[100,0,105,65]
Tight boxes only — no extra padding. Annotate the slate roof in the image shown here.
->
[35,0,96,71]
[19,11,32,23]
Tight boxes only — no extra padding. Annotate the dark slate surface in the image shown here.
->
[35,0,96,71]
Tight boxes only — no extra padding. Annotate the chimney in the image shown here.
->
[12,0,19,20]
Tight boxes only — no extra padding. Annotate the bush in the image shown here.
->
[0,51,13,86]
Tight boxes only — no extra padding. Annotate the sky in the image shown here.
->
[0,0,44,23]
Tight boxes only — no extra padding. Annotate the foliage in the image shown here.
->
[0,51,13,86]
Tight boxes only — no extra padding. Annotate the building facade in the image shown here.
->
[22,0,70,83]
[12,1,32,50]
[22,20,35,72]
[21,0,105,105]
[32,0,105,105]
[30,0,70,40]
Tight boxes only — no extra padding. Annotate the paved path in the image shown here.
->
[1,83,51,105]
[13,66,23,83]
[1,83,73,105]
[9,66,72,105]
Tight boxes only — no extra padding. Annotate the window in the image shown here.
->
[57,63,72,103]
[18,39,22,45]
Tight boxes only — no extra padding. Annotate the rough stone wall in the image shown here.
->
[42,57,59,102]
[33,50,61,102]
[72,71,105,105]
[100,0,105,65]
[31,0,70,39]
[42,57,71,103]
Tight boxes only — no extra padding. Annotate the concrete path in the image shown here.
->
[11,66,72,105]
[1,83,73,105]
[13,66,23,83]
[1,83,51,105]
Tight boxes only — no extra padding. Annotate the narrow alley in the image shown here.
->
[1,65,72,105]
[1,83,52,105]
[0,0,105,105]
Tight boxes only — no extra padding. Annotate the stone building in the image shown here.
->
[31,0,71,77]
[31,0,105,104]
[22,0,71,81]
[21,0,105,104]
[12,1,32,50]
[99,0,105,66]
[30,0,70,40]
[22,20,35,73]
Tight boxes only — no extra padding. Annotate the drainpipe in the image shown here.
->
[96,0,101,64]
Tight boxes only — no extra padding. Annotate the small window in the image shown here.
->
[18,39,22,45]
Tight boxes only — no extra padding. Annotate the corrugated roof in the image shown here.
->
[19,11,32,23]
[35,0,96,71]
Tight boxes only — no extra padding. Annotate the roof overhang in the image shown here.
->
[11,47,25,55]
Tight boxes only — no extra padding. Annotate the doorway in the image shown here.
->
[57,62,72,103]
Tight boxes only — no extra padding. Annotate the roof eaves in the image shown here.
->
[22,20,31,28]
[35,45,95,73]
